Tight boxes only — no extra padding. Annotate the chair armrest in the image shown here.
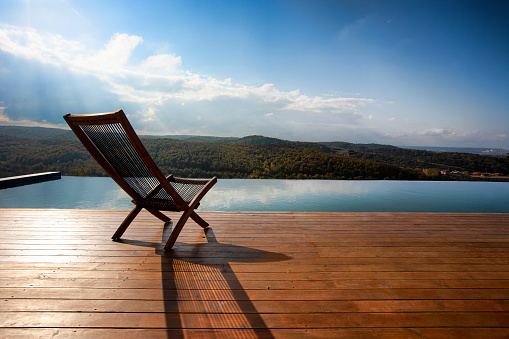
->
[186,177,217,210]
[173,176,215,186]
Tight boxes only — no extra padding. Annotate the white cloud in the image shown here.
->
[74,33,143,71]
[381,127,509,148]
[138,106,158,122]
[0,25,83,66]
[0,25,375,131]
[140,53,182,74]
[282,95,373,114]
[0,110,67,129]
[419,128,480,138]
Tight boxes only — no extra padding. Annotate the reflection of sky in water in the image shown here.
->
[0,177,131,210]
[204,179,370,211]
[0,177,508,212]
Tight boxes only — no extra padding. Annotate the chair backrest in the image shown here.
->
[64,110,184,205]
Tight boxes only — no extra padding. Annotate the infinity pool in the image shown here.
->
[1,176,508,213]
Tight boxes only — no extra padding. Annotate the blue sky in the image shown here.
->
[1,0,508,147]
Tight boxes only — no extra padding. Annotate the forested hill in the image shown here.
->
[0,126,237,142]
[320,141,399,151]
[0,126,76,140]
[229,135,337,154]
[226,136,507,175]
[0,125,507,178]
[332,145,506,174]
[0,133,419,180]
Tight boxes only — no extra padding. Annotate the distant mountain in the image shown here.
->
[403,146,508,156]
[139,134,238,143]
[139,134,199,140]
[184,136,239,143]
[230,135,338,154]
[320,141,398,151]
[0,126,239,143]
[0,126,76,140]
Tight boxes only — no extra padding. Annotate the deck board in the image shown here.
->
[0,209,508,338]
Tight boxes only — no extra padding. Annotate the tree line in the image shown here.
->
[341,147,506,174]
[1,128,507,181]
[0,134,420,180]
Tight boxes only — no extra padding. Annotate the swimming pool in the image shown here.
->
[1,176,508,212]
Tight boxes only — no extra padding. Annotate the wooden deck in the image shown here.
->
[0,209,508,338]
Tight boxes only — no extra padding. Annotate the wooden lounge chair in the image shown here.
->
[64,109,217,250]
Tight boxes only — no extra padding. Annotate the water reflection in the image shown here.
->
[0,176,508,212]
[204,179,369,210]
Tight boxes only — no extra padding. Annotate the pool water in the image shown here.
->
[1,176,508,213]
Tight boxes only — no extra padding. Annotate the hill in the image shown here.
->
[338,146,506,174]
[403,146,509,156]
[230,135,338,154]
[1,125,507,179]
[226,136,506,175]
[139,134,239,143]
[0,134,419,180]
[321,141,398,151]
[0,125,76,140]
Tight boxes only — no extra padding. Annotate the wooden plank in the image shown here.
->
[2,287,509,301]
[4,277,509,289]
[2,299,508,313]
[3,328,508,339]
[2,311,509,328]
[3,269,509,281]
[0,209,508,336]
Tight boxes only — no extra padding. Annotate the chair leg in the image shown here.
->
[147,209,172,222]
[112,205,142,240]
[164,208,194,250]
[191,211,209,228]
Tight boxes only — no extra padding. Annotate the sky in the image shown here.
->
[0,0,508,148]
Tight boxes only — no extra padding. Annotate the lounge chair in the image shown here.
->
[64,109,217,250]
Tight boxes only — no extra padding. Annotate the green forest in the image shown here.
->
[0,126,507,181]
[333,147,506,174]
[0,134,419,180]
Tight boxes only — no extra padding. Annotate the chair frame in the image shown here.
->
[64,109,217,250]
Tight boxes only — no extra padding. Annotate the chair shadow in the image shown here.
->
[118,221,291,338]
